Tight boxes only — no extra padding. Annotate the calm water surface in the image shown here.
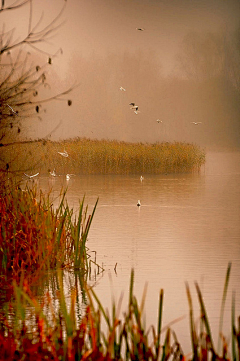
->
[38,151,240,353]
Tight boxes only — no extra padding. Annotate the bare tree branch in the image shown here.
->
[0,0,29,13]
[0,0,75,174]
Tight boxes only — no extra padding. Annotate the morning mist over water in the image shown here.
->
[9,0,239,149]
[1,1,240,356]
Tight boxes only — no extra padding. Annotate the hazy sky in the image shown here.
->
[43,0,240,75]
[3,0,240,147]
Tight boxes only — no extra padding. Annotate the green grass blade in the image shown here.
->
[88,287,111,328]
[74,198,84,267]
[195,281,215,352]
[82,198,99,242]
[217,262,231,354]
[161,328,171,361]
[232,291,237,361]
[129,268,134,307]
[186,282,198,360]
[156,288,164,358]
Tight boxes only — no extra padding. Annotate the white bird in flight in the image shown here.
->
[128,103,140,114]
[191,122,202,125]
[120,86,126,91]
[7,104,18,116]
[24,172,39,179]
[140,175,144,181]
[58,149,68,157]
[130,105,139,110]
[129,104,140,114]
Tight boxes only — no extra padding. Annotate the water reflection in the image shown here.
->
[20,152,240,353]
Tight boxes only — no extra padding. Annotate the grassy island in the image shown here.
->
[0,139,213,360]
[1,138,205,175]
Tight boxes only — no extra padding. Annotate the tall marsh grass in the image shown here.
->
[1,137,205,175]
[0,182,100,289]
[0,266,239,360]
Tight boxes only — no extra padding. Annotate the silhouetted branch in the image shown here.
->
[0,2,66,55]
[0,0,74,147]
[0,0,29,13]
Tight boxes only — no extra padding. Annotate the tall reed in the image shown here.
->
[0,182,100,290]
[1,266,238,360]
[1,137,205,175]
[186,262,239,361]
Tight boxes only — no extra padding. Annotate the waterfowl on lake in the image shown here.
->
[137,200,141,207]
[58,149,68,157]
[49,169,56,177]
[66,174,75,180]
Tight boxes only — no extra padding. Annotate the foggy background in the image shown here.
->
[5,0,240,149]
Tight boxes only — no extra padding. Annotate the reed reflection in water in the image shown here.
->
[38,151,240,353]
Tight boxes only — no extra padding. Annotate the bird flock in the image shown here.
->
[117,27,203,207]
[23,26,203,207]
[119,85,203,126]
[118,27,204,127]
[24,149,75,182]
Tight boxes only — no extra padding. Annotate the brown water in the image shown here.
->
[37,151,240,353]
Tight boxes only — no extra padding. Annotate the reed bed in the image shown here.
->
[0,182,100,291]
[0,265,239,361]
[1,138,205,175]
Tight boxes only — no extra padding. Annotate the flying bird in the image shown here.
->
[191,122,202,125]
[120,86,126,91]
[130,105,138,110]
[136,28,145,31]
[7,104,18,116]
[58,149,68,157]
[137,200,141,207]
[24,172,39,179]
[129,103,140,113]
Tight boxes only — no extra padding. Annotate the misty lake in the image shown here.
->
[35,150,240,353]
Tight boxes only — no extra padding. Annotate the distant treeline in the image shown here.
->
[30,29,240,148]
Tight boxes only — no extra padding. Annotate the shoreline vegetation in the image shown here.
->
[1,137,205,175]
[0,264,239,360]
[0,181,239,360]
[0,185,102,292]
[2,141,238,360]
